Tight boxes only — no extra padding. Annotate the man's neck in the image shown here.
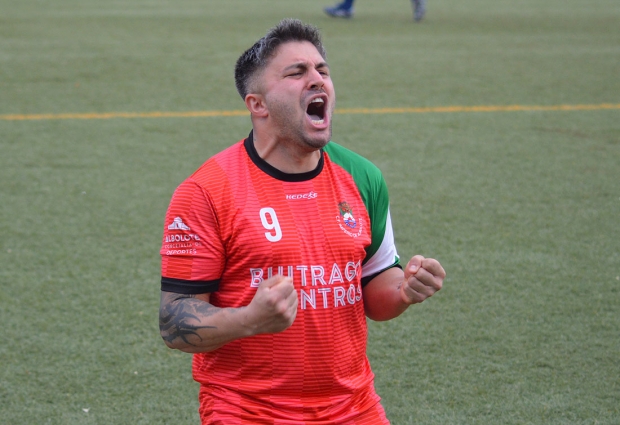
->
[253,133,322,174]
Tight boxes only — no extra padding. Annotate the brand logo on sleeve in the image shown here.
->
[164,217,201,254]
[167,217,190,231]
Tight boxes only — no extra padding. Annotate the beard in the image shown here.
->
[267,95,333,152]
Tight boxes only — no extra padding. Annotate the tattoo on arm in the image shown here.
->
[159,292,217,347]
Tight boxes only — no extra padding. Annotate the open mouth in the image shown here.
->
[306,97,326,125]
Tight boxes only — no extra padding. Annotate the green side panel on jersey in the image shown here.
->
[324,142,390,264]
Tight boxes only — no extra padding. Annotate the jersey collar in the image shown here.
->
[244,130,325,182]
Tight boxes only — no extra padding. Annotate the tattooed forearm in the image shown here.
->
[159,292,217,349]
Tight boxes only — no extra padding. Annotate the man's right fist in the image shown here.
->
[248,275,298,335]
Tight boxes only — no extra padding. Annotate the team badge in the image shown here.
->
[336,201,364,238]
[338,201,357,229]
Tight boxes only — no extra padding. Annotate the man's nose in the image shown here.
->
[307,69,325,90]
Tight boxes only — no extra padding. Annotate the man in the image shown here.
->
[324,0,427,22]
[159,18,445,424]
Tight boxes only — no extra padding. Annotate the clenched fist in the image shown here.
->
[400,255,445,305]
[247,275,298,335]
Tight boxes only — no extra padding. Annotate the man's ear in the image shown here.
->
[245,94,268,118]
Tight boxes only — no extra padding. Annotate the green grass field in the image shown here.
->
[1,0,619,423]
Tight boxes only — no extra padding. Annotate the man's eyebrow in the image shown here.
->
[283,61,330,72]
[316,61,330,70]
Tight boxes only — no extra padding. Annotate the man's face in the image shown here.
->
[258,41,336,151]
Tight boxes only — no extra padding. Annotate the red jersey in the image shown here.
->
[161,132,400,424]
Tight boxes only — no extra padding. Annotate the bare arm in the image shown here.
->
[363,255,445,321]
[159,275,298,353]
[159,291,251,353]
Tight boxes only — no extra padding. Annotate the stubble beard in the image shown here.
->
[268,96,333,153]
[296,124,332,151]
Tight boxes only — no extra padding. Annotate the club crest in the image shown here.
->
[338,201,357,229]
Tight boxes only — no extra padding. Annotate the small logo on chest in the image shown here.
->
[337,201,364,237]
[338,202,356,228]
[286,191,318,200]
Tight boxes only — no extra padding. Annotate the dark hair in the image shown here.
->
[234,19,327,99]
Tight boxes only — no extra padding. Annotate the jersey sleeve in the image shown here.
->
[160,178,225,294]
[360,205,401,285]
[323,142,401,285]
[356,168,401,285]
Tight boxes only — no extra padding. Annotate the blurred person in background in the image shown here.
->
[324,0,427,21]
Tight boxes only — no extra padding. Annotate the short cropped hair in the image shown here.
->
[234,19,327,99]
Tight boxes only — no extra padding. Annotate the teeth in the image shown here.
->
[308,98,325,125]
